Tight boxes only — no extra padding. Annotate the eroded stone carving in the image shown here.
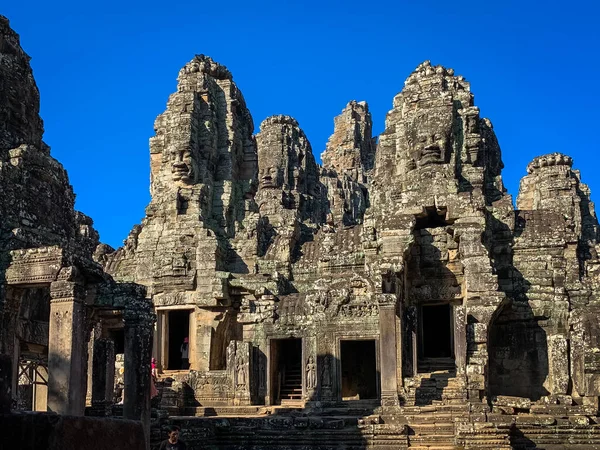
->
[306,356,316,390]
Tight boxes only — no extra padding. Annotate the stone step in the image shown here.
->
[408,446,462,450]
[281,396,304,409]
[400,404,469,414]
[405,413,454,424]
[181,405,266,416]
[409,423,455,435]
[409,435,457,445]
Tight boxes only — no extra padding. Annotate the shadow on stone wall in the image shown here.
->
[413,370,453,406]
[509,424,539,449]
[486,214,549,401]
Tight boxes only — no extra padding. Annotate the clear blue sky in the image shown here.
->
[3,1,599,248]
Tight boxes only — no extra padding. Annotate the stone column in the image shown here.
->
[0,287,21,413]
[196,309,222,372]
[454,304,467,375]
[377,294,400,407]
[157,311,167,371]
[86,321,101,407]
[91,338,115,416]
[547,334,569,395]
[123,306,154,447]
[47,280,87,415]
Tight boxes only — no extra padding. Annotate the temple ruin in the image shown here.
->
[2,14,600,449]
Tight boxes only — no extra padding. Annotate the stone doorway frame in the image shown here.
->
[418,302,455,359]
[265,336,305,406]
[335,334,381,403]
[155,306,195,372]
[415,299,466,373]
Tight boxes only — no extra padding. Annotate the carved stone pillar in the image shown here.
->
[303,336,317,402]
[91,338,115,416]
[228,340,251,406]
[47,280,87,415]
[123,305,154,447]
[196,308,222,372]
[377,294,400,407]
[454,304,467,375]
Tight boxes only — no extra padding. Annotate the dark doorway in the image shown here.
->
[488,302,549,400]
[340,340,378,400]
[108,328,125,355]
[270,338,302,404]
[421,304,453,359]
[168,310,190,370]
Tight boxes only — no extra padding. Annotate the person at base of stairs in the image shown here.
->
[159,425,187,450]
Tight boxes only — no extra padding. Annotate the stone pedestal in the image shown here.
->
[91,338,115,416]
[378,294,400,407]
[47,281,87,415]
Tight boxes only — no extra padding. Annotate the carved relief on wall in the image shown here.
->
[408,281,462,302]
[236,353,248,387]
[6,247,63,285]
[306,356,316,390]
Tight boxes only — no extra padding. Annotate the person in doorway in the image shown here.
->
[180,337,189,369]
[150,358,159,399]
[151,358,158,379]
[159,425,187,450]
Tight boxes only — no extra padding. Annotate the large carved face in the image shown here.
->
[258,165,283,189]
[406,112,452,167]
[170,148,195,184]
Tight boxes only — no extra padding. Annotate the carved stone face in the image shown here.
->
[258,164,285,189]
[406,113,452,168]
[170,148,195,184]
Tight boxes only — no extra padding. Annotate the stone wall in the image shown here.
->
[0,412,146,450]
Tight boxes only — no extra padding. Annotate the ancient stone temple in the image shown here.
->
[3,14,600,450]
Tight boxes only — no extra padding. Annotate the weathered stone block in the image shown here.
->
[494,395,531,410]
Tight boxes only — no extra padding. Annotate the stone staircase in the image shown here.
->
[400,404,511,449]
[407,414,459,449]
[401,366,470,449]
[280,363,302,402]
[405,367,465,407]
